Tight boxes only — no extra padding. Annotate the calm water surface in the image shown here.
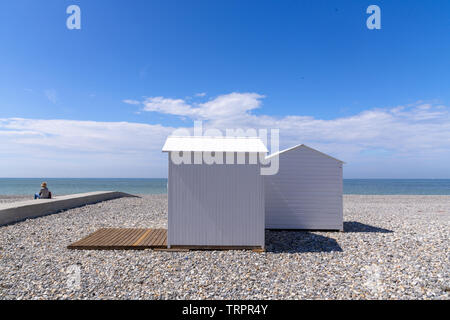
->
[0,178,449,195]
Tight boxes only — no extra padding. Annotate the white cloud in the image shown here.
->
[198,93,264,119]
[123,99,141,105]
[0,118,174,177]
[140,92,264,120]
[122,92,450,177]
[132,93,450,153]
[203,101,450,163]
[142,96,194,116]
[2,93,450,178]
[195,92,206,97]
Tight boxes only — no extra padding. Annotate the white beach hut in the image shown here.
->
[264,144,344,231]
[162,136,268,249]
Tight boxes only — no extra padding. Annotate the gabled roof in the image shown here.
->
[162,136,269,153]
[265,144,345,163]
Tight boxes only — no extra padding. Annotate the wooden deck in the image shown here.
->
[68,228,167,250]
[68,228,265,251]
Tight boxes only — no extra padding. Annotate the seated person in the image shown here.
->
[34,182,52,199]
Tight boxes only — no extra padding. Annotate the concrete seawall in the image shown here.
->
[0,191,136,226]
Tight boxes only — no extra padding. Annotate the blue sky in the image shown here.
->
[1,0,450,178]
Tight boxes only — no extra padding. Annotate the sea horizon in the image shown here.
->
[1,178,450,196]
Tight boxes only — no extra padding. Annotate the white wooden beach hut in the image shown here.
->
[264,144,344,231]
[162,136,268,249]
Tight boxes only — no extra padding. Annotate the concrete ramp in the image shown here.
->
[0,191,136,226]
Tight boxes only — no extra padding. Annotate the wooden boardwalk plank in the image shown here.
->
[132,229,152,246]
[102,228,129,246]
[68,228,168,250]
[150,229,162,246]
[138,229,154,246]
[123,229,146,247]
[68,228,262,251]
[72,228,108,246]
[141,229,161,247]
[155,229,167,247]
[115,229,143,247]
[115,229,136,246]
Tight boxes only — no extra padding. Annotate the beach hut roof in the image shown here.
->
[162,136,268,153]
[266,144,345,163]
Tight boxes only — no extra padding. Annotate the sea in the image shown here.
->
[0,178,450,196]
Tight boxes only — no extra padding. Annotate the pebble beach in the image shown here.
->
[0,194,448,300]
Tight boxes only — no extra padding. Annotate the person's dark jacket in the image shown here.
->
[39,187,51,199]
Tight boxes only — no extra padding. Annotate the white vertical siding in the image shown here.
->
[265,146,343,230]
[168,152,265,247]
